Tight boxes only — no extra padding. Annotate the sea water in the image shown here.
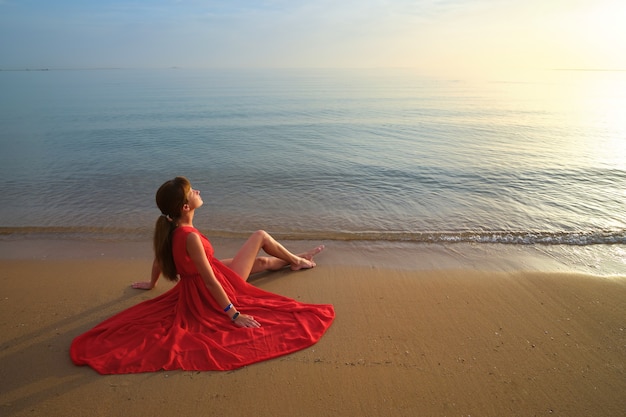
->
[0,68,624,264]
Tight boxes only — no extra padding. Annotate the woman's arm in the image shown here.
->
[186,232,260,328]
[131,258,162,290]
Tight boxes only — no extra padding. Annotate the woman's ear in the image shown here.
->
[182,203,190,212]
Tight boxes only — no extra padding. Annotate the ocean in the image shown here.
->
[0,68,624,270]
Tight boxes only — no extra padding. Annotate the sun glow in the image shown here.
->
[564,1,626,70]
[568,72,626,170]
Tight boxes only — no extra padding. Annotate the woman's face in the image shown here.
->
[186,187,203,210]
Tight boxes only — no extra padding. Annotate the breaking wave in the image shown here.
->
[2,226,624,246]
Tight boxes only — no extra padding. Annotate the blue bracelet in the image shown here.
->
[231,312,240,321]
[223,303,233,312]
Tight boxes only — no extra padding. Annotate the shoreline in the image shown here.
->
[1,237,624,276]
[1,239,625,416]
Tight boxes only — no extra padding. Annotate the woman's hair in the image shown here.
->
[153,176,191,281]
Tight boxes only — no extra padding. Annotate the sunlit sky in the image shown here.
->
[1,0,625,75]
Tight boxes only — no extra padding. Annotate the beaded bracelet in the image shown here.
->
[231,312,240,321]
[223,303,233,313]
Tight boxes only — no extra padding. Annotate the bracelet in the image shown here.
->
[231,312,240,321]
[223,303,233,313]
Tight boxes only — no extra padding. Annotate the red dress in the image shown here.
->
[70,226,335,374]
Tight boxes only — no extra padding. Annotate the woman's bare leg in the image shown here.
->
[228,230,323,280]
[220,257,273,275]
[221,244,324,279]
[253,245,324,272]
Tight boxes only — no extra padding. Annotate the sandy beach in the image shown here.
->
[1,239,625,417]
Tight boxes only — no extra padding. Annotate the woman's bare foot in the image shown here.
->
[290,245,325,270]
[300,244,325,260]
[290,257,315,270]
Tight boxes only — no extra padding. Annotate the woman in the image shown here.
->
[70,176,334,374]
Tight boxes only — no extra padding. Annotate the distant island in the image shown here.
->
[0,68,50,71]
[0,68,124,72]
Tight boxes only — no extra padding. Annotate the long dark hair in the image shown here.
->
[153,176,191,281]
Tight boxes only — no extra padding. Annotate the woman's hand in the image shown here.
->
[233,313,261,328]
[131,259,161,290]
[131,281,154,290]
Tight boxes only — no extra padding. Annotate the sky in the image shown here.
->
[1,0,625,75]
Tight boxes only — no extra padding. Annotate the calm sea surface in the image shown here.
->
[1,68,624,250]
